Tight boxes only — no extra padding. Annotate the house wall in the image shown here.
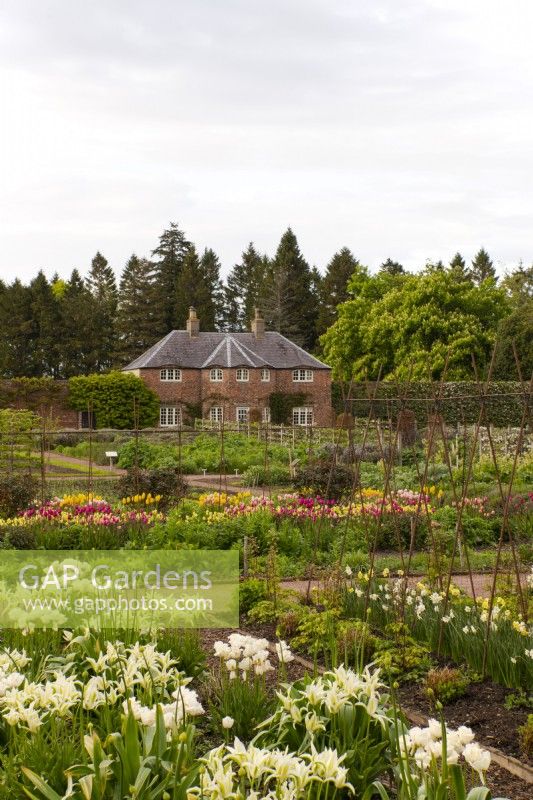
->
[137,367,334,425]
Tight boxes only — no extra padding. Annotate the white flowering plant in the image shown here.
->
[256,665,394,798]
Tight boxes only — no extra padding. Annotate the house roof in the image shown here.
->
[123,331,331,371]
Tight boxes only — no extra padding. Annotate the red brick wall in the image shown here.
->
[0,380,80,428]
[135,367,333,426]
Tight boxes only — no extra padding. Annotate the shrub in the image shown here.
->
[241,464,291,487]
[239,578,268,614]
[425,667,470,705]
[0,474,38,517]
[68,372,159,428]
[293,458,355,499]
[518,714,533,759]
[117,468,188,505]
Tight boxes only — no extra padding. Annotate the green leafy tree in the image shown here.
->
[448,252,471,282]
[261,228,317,348]
[224,243,267,331]
[471,247,496,284]
[68,372,159,428]
[115,255,159,365]
[493,264,533,379]
[86,251,118,370]
[151,222,191,334]
[316,248,359,337]
[321,268,507,380]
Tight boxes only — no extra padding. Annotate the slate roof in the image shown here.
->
[123,331,330,371]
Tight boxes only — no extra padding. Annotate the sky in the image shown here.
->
[1,0,533,283]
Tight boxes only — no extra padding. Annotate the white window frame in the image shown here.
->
[210,406,223,423]
[210,368,223,382]
[261,368,270,382]
[236,406,250,423]
[160,405,182,427]
[292,368,314,382]
[236,368,249,382]
[262,406,271,423]
[160,367,182,382]
[292,406,314,426]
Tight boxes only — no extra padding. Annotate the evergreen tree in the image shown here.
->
[29,271,62,376]
[0,280,34,376]
[115,255,159,365]
[471,248,496,284]
[224,243,267,331]
[379,258,405,275]
[59,270,99,376]
[86,251,118,370]
[316,247,359,336]
[261,228,316,348]
[449,252,471,281]
[174,246,223,330]
[151,222,191,334]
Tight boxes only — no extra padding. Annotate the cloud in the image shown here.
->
[0,0,532,281]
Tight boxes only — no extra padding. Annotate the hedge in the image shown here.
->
[336,381,531,427]
[68,372,159,429]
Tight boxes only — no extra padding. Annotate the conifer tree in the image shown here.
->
[86,251,118,370]
[471,248,496,284]
[59,270,99,376]
[224,243,267,331]
[29,271,61,376]
[379,258,405,275]
[0,280,34,376]
[449,252,471,281]
[115,255,159,365]
[316,247,359,336]
[151,222,191,334]
[261,228,316,348]
[174,246,222,330]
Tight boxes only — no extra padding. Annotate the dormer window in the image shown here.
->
[160,368,181,382]
[293,368,313,382]
[210,368,223,382]
[261,368,270,382]
[236,368,249,382]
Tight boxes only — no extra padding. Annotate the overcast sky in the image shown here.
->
[1,0,532,283]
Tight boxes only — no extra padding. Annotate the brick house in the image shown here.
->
[123,308,333,427]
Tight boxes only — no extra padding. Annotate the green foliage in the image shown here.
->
[68,372,159,428]
[268,391,308,424]
[518,714,533,759]
[321,267,507,381]
[293,457,355,499]
[0,474,38,517]
[241,463,292,487]
[424,667,470,705]
[373,623,432,682]
[117,468,188,505]
[239,578,269,614]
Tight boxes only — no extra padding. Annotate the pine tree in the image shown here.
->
[471,248,496,284]
[379,258,405,275]
[86,251,118,370]
[316,247,359,336]
[29,271,62,376]
[224,243,267,331]
[151,222,191,334]
[0,280,34,376]
[115,255,159,365]
[174,246,223,330]
[59,270,99,376]
[449,252,471,281]
[261,228,316,348]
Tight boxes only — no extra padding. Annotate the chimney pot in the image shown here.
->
[187,306,200,337]
[251,308,265,339]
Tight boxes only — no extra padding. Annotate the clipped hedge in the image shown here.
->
[68,372,159,429]
[338,381,530,427]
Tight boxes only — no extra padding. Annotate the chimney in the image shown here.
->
[251,307,265,339]
[186,306,200,338]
